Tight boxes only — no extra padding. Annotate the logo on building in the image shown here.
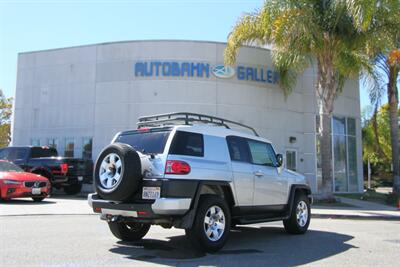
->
[133,60,279,85]
[211,65,235,79]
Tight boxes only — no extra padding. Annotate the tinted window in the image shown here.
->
[169,131,204,157]
[0,147,29,161]
[226,136,250,163]
[31,147,58,158]
[248,140,277,167]
[0,161,23,172]
[117,130,170,154]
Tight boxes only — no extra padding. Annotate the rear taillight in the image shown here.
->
[165,160,191,175]
[60,163,68,175]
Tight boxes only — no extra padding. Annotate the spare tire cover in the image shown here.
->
[94,143,142,201]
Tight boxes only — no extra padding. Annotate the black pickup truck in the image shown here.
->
[0,146,93,195]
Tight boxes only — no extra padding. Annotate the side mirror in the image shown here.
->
[276,154,283,167]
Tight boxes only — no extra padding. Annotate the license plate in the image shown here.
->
[78,176,83,181]
[142,187,160,200]
[32,188,41,195]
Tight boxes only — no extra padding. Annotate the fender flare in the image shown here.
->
[176,180,234,229]
[286,184,312,218]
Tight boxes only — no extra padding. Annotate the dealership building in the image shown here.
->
[12,40,363,193]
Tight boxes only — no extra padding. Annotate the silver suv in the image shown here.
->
[88,112,312,252]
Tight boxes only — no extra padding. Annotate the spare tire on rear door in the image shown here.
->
[94,143,142,201]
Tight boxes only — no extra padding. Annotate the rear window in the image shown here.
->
[116,130,170,154]
[169,131,204,157]
[31,147,58,158]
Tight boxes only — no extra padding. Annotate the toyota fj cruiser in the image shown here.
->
[88,112,312,252]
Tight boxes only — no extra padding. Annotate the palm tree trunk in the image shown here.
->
[316,60,336,199]
[387,66,400,195]
[320,112,333,197]
[372,106,389,160]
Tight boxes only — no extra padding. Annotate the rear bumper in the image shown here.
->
[88,193,191,219]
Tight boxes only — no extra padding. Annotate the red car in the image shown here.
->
[0,160,51,202]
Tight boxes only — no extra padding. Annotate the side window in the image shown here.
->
[0,148,9,159]
[169,131,204,157]
[2,148,29,161]
[247,140,277,167]
[226,136,250,163]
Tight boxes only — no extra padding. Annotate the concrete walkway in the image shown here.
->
[312,196,400,220]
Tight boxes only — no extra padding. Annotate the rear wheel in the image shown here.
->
[283,193,311,234]
[32,196,46,202]
[186,195,231,252]
[63,183,82,195]
[108,222,150,241]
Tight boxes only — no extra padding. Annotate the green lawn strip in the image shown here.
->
[312,201,356,208]
[337,191,397,207]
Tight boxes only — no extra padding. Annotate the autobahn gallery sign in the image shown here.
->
[134,61,279,85]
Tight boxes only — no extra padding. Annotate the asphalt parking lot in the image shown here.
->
[0,197,399,267]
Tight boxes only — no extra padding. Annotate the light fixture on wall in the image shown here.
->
[289,136,297,143]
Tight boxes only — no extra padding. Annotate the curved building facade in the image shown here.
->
[12,40,363,193]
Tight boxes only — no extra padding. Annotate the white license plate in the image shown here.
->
[32,188,41,195]
[78,176,83,181]
[142,187,160,200]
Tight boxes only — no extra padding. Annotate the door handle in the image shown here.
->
[254,171,264,177]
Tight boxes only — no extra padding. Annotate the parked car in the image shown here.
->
[88,112,312,252]
[0,146,93,195]
[0,160,51,202]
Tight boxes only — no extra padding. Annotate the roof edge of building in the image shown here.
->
[18,39,271,55]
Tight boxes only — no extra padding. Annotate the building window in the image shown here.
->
[31,138,40,146]
[64,138,74,157]
[82,137,92,160]
[316,116,358,193]
[286,150,297,171]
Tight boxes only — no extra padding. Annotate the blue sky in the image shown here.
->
[0,0,371,109]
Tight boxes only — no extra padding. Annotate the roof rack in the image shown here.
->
[137,112,259,136]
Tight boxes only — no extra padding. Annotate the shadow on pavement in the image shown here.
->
[109,225,355,265]
[0,198,55,205]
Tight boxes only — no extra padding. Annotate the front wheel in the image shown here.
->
[108,222,150,241]
[283,193,311,234]
[32,196,46,202]
[186,195,231,252]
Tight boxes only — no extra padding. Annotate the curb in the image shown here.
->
[312,213,400,221]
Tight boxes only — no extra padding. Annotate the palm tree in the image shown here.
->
[367,49,400,194]
[224,0,398,198]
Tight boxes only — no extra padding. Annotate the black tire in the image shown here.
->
[108,222,150,241]
[94,143,142,201]
[63,183,82,195]
[185,195,231,252]
[283,193,311,234]
[32,196,46,202]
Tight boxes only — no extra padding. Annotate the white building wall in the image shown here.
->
[12,40,362,193]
